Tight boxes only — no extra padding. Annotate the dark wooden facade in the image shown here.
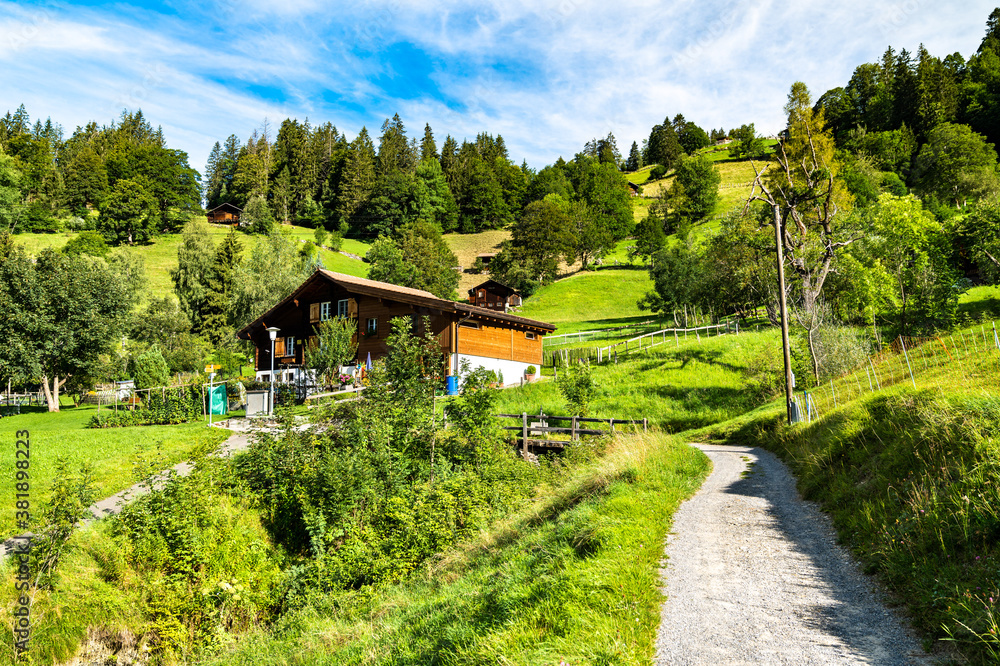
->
[468,279,522,311]
[237,270,553,380]
[207,202,242,225]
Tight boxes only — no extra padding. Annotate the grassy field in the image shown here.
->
[498,328,783,431]
[442,229,511,296]
[0,404,228,537]
[517,268,655,334]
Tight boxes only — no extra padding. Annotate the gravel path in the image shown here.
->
[655,444,935,665]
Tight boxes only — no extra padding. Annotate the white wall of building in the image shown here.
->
[450,353,533,387]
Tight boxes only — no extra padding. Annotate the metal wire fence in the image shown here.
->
[793,322,1000,423]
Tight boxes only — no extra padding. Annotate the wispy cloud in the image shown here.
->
[0,0,991,172]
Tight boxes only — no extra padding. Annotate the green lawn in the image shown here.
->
[518,268,655,334]
[0,404,228,537]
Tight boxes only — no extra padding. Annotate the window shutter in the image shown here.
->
[347,298,358,317]
[275,338,285,357]
[308,335,318,350]
[309,303,320,323]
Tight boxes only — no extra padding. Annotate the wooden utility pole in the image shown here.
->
[773,205,795,424]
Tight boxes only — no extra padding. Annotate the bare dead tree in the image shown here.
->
[745,123,861,389]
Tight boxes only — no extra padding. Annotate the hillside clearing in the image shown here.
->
[516,268,654,333]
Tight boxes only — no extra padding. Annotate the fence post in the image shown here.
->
[900,338,917,389]
[522,412,528,459]
[869,359,881,390]
[674,329,679,347]
[572,415,578,441]
[610,418,615,434]
[643,418,647,432]
[831,379,837,408]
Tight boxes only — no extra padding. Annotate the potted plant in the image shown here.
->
[525,365,537,382]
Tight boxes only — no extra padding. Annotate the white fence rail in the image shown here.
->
[594,320,739,363]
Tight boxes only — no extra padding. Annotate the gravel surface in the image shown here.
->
[655,444,936,665]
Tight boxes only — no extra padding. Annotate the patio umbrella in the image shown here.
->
[366,352,372,370]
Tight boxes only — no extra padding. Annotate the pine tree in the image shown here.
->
[202,229,244,340]
[338,127,377,230]
[376,113,415,177]
[204,141,223,208]
[420,123,438,162]
[626,141,641,171]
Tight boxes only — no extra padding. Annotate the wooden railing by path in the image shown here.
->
[496,412,648,458]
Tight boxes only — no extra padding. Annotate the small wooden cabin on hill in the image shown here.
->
[468,279,522,311]
[206,202,242,226]
[236,270,554,387]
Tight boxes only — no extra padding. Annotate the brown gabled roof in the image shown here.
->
[468,279,518,298]
[236,269,555,339]
[207,202,243,214]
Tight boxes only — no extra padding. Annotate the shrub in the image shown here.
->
[650,164,668,180]
[88,385,203,427]
[130,345,171,389]
[557,360,595,416]
[63,230,109,257]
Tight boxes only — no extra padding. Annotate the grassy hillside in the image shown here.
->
[517,268,654,333]
[442,229,510,296]
[498,328,783,431]
[199,432,709,665]
[10,221,370,303]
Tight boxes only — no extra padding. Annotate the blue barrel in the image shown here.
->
[446,375,459,396]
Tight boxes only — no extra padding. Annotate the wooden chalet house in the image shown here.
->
[468,279,522,312]
[206,202,242,226]
[236,270,554,387]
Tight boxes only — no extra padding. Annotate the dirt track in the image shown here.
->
[655,444,935,665]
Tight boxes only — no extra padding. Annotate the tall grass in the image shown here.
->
[500,329,784,431]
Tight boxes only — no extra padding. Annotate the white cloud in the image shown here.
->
[0,0,993,172]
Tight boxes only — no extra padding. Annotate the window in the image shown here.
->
[366,317,378,335]
[459,321,480,330]
[337,299,349,318]
[478,290,484,298]
[320,301,332,321]
[525,332,536,340]
[285,336,295,357]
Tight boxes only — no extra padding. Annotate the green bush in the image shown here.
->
[650,164,668,180]
[131,345,171,389]
[89,385,202,428]
[557,360,595,416]
[110,457,283,657]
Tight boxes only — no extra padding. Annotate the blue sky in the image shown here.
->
[0,0,993,173]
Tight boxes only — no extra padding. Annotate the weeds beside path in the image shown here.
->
[656,444,934,665]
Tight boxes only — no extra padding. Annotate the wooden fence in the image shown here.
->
[544,319,740,366]
[496,412,648,458]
